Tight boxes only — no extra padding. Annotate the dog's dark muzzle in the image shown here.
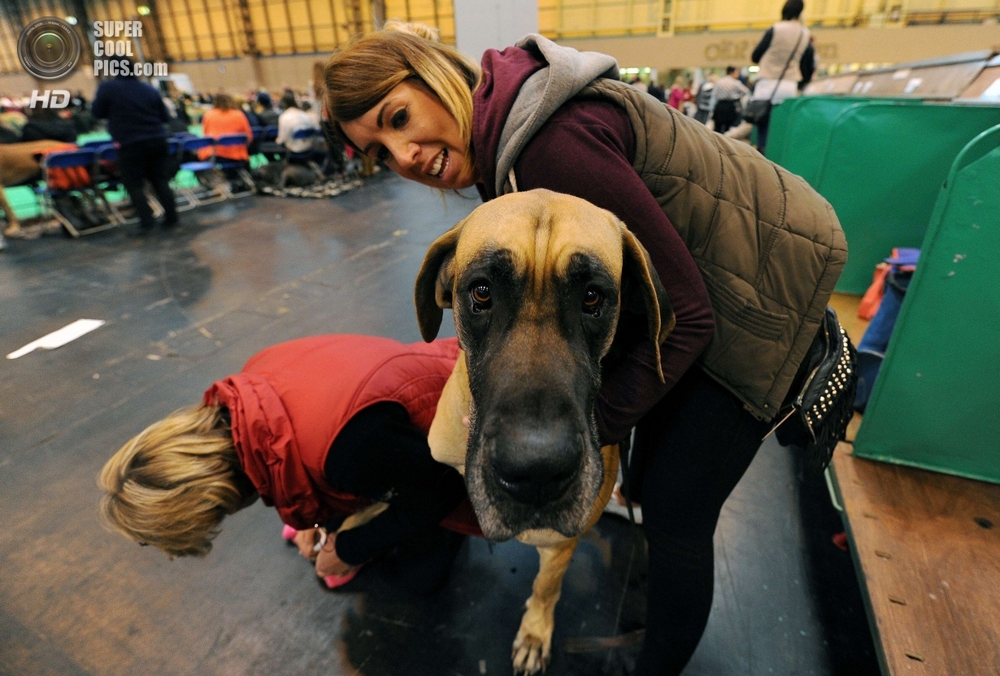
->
[486,416,583,507]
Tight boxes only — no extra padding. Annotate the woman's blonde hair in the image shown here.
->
[323,25,480,151]
[98,404,253,558]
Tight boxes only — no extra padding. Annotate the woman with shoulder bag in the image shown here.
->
[323,21,847,675]
[727,0,815,153]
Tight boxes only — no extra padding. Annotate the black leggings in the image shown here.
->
[629,367,771,675]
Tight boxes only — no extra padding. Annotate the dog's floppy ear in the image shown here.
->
[414,221,463,342]
[620,227,675,382]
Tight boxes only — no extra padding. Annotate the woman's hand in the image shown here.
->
[292,527,321,561]
[315,532,360,578]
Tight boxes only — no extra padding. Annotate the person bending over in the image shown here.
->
[99,334,479,584]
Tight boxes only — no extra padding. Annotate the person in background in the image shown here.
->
[667,76,691,110]
[256,91,279,127]
[803,35,819,91]
[20,105,77,143]
[275,91,320,153]
[70,100,98,136]
[239,96,262,129]
[91,57,178,234]
[162,95,189,134]
[732,0,814,153]
[693,74,715,125]
[199,92,253,164]
[300,100,322,128]
[99,334,477,590]
[324,24,845,675]
[712,66,750,135]
[174,94,192,127]
[647,78,666,103]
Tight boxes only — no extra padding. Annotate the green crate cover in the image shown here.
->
[853,125,1000,483]
[766,97,1000,293]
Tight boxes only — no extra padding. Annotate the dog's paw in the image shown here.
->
[511,628,551,674]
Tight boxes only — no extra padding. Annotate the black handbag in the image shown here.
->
[773,307,859,472]
[743,28,806,124]
[742,99,772,125]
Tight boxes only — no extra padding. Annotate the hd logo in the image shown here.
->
[29,90,72,109]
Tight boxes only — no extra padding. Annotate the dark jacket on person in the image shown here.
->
[258,108,279,127]
[473,35,845,427]
[91,76,169,146]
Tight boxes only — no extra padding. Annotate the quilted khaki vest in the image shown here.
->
[570,80,846,420]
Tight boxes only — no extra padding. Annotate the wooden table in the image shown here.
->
[830,441,1000,674]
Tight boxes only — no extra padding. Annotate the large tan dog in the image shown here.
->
[415,189,675,674]
[0,140,66,236]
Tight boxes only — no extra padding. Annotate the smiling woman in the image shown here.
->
[323,22,848,676]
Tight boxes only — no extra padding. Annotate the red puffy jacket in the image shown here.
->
[204,335,481,536]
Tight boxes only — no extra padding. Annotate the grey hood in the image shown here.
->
[494,34,619,196]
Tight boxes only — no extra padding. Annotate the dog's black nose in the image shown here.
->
[489,421,580,506]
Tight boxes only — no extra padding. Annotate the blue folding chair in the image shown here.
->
[258,125,286,162]
[214,133,256,198]
[89,143,135,225]
[81,139,114,149]
[282,127,326,183]
[176,137,226,207]
[36,149,116,237]
[286,127,321,162]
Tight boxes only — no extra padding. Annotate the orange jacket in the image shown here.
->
[199,108,252,161]
[40,143,90,190]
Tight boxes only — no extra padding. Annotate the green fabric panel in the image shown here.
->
[766,97,917,181]
[762,98,800,165]
[768,97,873,179]
[853,126,1000,484]
[75,131,112,145]
[812,104,1000,293]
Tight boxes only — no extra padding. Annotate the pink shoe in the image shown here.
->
[323,567,361,589]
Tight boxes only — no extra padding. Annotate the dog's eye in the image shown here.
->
[583,288,603,316]
[471,283,492,312]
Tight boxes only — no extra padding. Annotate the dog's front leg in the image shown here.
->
[512,537,578,674]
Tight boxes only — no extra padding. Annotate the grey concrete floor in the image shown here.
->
[0,176,879,676]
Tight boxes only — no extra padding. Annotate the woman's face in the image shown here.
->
[340,80,477,190]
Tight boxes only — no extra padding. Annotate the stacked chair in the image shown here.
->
[173,135,229,209]
[30,123,366,238]
[213,133,257,199]
[36,148,118,237]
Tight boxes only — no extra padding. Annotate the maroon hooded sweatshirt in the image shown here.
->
[471,47,716,444]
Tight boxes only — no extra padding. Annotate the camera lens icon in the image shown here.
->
[18,17,82,80]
